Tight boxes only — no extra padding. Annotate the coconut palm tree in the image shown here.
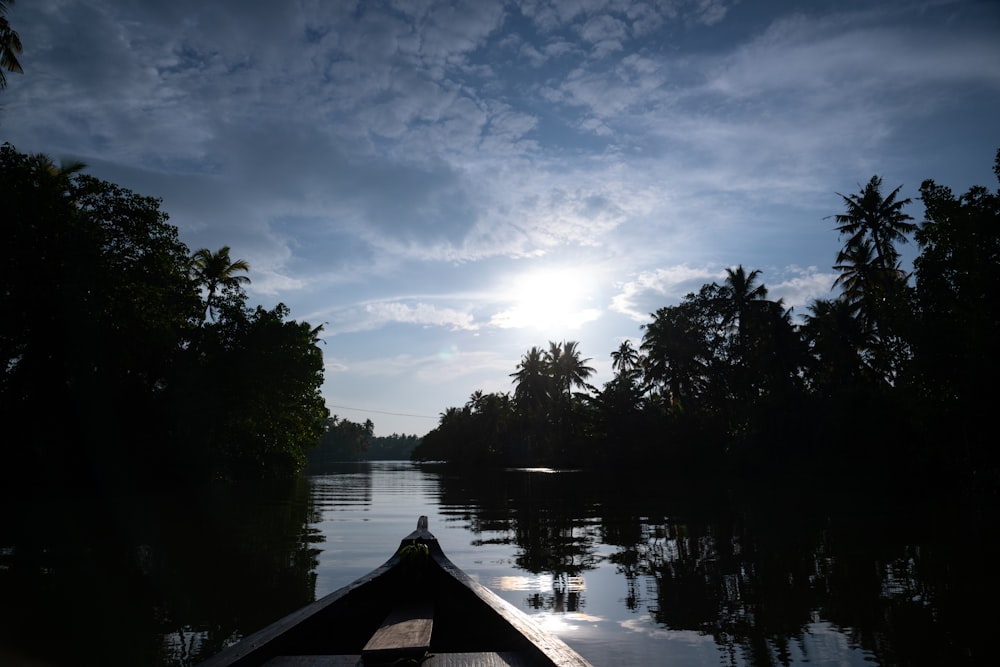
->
[832,238,908,332]
[611,340,640,380]
[830,177,916,383]
[547,340,595,398]
[511,346,549,412]
[802,297,880,392]
[190,246,251,319]
[833,175,915,272]
[0,0,23,90]
[719,265,768,361]
[28,153,86,194]
[833,239,877,312]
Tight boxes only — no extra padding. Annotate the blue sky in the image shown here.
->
[3,0,998,436]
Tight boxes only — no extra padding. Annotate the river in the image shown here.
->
[1,461,996,665]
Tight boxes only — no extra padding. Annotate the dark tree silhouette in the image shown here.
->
[610,340,640,380]
[829,177,916,385]
[191,246,251,319]
[833,175,915,272]
[511,346,550,415]
[0,0,22,90]
[548,340,595,398]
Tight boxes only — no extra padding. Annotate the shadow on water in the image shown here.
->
[428,463,1000,666]
[0,477,322,667]
[3,461,997,666]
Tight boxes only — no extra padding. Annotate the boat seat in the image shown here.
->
[361,600,434,665]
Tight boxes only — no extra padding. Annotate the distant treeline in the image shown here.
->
[1,144,329,484]
[305,417,421,470]
[413,150,1000,494]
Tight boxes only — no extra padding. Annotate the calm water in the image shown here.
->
[1,461,996,666]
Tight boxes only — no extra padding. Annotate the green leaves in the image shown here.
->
[190,246,252,320]
[0,0,23,90]
[1,144,327,484]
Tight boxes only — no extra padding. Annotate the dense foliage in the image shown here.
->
[0,144,329,483]
[414,150,1000,491]
[305,416,375,468]
[305,418,422,468]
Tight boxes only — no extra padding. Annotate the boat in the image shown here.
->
[197,516,594,667]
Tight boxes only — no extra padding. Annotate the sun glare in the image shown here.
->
[491,267,602,333]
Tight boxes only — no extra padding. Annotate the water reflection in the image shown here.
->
[0,477,320,667]
[1,463,996,666]
[429,465,998,666]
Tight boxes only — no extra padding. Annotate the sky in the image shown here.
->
[3,0,999,436]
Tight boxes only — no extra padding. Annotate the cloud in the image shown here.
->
[768,266,839,314]
[610,263,840,323]
[577,14,628,58]
[5,0,994,436]
[318,300,480,335]
[611,265,723,320]
[328,347,515,391]
[367,302,480,330]
[250,269,307,297]
[490,305,602,331]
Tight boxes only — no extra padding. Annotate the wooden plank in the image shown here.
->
[361,601,434,664]
[423,652,534,666]
[263,653,530,667]
[263,657,361,666]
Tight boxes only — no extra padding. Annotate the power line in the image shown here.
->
[327,404,437,419]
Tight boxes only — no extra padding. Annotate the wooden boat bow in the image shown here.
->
[198,517,593,667]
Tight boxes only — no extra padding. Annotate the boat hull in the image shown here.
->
[197,520,592,667]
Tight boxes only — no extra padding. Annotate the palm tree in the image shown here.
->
[510,346,550,414]
[190,246,251,319]
[830,177,915,383]
[610,340,640,380]
[510,346,549,453]
[545,340,594,463]
[832,239,877,312]
[641,304,711,411]
[720,265,768,361]
[831,238,909,333]
[547,340,595,398]
[0,0,23,90]
[833,175,915,272]
[802,297,880,392]
[30,153,86,193]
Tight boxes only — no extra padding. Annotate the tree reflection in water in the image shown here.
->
[4,464,994,666]
[525,573,587,613]
[433,465,999,666]
[0,477,322,667]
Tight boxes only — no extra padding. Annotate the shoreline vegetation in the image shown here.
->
[408,149,1000,502]
[1,144,329,486]
[3,143,999,504]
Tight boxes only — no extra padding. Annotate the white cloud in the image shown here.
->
[249,270,307,297]
[331,347,514,387]
[611,265,724,320]
[366,302,479,331]
[577,14,628,57]
[308,301,481,335]
[769,267,839,314]
[5,0,994,436]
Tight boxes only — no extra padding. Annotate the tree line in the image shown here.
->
[0,144,330,484]
[413,150,1000,492]
[304,417,422,469]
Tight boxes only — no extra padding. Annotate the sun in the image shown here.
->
[490,266,602,333]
